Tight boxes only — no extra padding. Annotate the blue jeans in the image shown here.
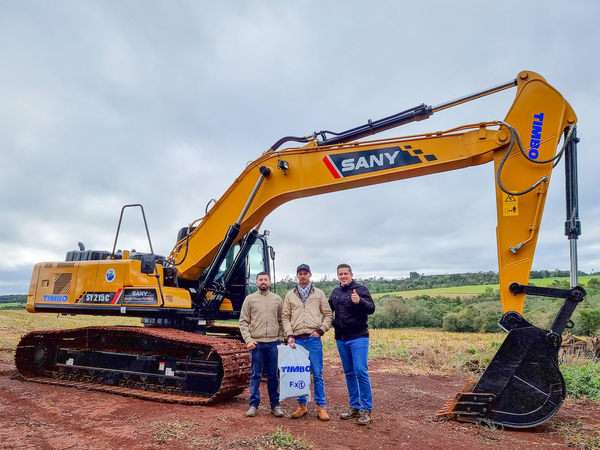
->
[295,336,326,407]
[249,341,279,408]
[336,337,372,412]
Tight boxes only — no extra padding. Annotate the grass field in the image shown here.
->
[322,327,506,375]
[0,309,504,376]
[373,284,500,298]
[1,309,597,405]
[373,275,600,299]
[0,302,26,308]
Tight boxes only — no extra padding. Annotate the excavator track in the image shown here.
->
[15,326,250,405]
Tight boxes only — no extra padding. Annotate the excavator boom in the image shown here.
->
[171,71,576,316]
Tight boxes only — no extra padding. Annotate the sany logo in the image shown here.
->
[323,145,436,179]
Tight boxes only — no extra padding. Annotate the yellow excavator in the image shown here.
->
[18,71,583,428]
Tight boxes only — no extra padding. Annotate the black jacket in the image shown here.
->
[328,280,375,341]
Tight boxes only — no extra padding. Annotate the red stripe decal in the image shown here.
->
[323,155,342,179]
[112,289,123,304]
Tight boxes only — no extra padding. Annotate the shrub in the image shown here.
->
[369,311,393,329]
[577,308,600,336]
[369,297,416,328]
[586,278,600,289]
[383,297,415,327]
[562,362,600,401]
[443,308,480,332]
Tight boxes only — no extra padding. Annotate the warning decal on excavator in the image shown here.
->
[503,194,518,216]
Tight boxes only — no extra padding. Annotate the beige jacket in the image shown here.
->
[282,285,333,338]
[239,289,284,343]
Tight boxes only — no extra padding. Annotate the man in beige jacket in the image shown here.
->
[239,272,284,418]
[283,264,333,421]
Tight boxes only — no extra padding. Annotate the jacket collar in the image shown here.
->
[339,279,356,289]
[294,283,314,296]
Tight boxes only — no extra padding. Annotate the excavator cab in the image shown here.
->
[196,232,274,316]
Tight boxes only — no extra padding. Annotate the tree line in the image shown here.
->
[0,295,26,303]
[273,270,595,297]
[273,273,600,335]
[370,279,600,335]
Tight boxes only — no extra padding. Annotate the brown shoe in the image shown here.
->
[357,410,371,425]
[290,403,308,419]
[317,405,330,421]
[340,407,360,420]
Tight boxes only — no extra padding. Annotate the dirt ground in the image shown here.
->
[0,359,599,450]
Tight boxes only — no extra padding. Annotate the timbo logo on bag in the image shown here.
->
[280,365,311,373]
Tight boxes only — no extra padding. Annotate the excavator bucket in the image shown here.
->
[437,317,564,428]
[438,283,585,428]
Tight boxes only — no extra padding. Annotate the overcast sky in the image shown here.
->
[1,1,599,294]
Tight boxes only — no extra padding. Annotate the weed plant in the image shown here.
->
[561,359,600,401]
[266,427,311,449]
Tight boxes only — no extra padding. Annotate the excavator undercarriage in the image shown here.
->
[15,326,250,404]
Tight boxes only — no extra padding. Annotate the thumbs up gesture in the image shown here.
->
[351,288,360,304]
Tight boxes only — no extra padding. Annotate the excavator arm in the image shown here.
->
[171,71,577,316]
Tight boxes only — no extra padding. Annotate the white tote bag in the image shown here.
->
[277,344,312,401]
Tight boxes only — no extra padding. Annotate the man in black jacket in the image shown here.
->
[328,263,375,426]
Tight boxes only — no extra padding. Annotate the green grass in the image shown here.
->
[0,309,140,329]
[0,310,502,375]
[373,275,600,299]
[266,427,311,449]
[562,361,600,401]
[373,284,500,298]
[2,303,598,378]
[0,302,26,308]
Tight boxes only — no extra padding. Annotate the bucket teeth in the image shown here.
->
[436,404,453,418]
[436,395,460,418]
[437,380,478,418]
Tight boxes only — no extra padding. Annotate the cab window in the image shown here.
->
[247,240,267,293]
